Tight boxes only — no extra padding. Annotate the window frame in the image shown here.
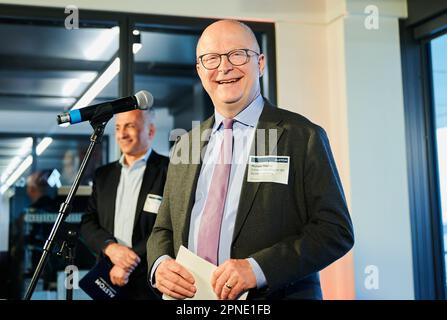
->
[0,4,276,103]
[400,7,447,299]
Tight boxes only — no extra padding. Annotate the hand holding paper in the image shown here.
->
[155,258,196,299]
[162,246,248,300]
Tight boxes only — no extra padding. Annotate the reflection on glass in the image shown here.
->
[2,134,107,300]
[133,28,212,156]
[0,17,118,300]
[431,33,447,286]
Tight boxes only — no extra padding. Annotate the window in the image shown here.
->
[133,27,206,155]
[0,10,119,300]
[401,2,447,299]
[0,4,277,300]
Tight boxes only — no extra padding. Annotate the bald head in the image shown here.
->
[196,20,260,56]
[195,19,265,118]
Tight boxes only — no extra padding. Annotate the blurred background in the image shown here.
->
[0,0,445,300]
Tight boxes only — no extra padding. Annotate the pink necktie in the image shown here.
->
[197,118,234,265]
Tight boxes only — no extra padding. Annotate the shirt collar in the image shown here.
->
[212,94,264,133]
[119,148,152,168]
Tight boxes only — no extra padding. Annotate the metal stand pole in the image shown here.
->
[24,118,110,300]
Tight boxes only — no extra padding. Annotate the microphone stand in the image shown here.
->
[56,230,77,300]
[24,111,112,300]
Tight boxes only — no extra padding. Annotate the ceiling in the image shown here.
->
[0,22,200,113]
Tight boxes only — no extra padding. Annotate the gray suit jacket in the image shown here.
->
[147,100,354,299]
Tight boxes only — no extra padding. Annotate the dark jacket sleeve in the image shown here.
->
[146,164,176,270]
[80,170,116,256]
[133,160,169,258]
[146,140,185,284]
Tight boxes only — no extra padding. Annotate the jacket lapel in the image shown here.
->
[180,116,214,245]
[232,101,285,244]
[107,162,121,232]
[133,151,162,230]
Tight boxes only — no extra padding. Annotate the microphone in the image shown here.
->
[57,90,154,125]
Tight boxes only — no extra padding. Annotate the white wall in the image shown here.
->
[343,12,413,299]
[274,0,413,299]
[0,0,415,299]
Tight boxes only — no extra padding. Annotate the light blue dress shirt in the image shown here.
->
[114,148,151,247]
[151,94,267,289]
[187,94,267,288]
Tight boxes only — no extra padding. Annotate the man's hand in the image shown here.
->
[155,259,196,299]
[211,259,257,300]
[104,242,140,273]
[109,265,130,286]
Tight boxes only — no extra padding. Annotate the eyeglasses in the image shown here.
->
[197,48,260,70]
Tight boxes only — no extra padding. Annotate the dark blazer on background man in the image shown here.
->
[147,100,354,300]
[81,150,169,299]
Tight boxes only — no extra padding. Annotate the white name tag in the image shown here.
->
[143,194,163,214]
[247,156,290,184]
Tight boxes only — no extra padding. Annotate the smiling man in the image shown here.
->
[81,108,169,299]
[196,22,264,118]
[147,20,354,300]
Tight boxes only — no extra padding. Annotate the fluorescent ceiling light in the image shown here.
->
[62,79,80,96]
[72,57,120,110]
[1,49,121,194]
[1,137,51,192]
[0,137,32,184]
[36,137,53,156]
[133,43,142,54]
[0,156,21,184]
[80,72,97,82]
[84,26,119,60]
[62,73,97,97]
[18,137,33,157]
[0,155,33,194]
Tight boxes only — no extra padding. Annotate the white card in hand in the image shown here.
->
[163,246,248,300]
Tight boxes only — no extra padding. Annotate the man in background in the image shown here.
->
[26,170,57,212]
[81,107,168,299]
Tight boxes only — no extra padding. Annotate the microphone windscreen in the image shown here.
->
[135,90,154,110]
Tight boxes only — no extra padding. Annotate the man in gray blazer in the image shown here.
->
[147,19,354,300]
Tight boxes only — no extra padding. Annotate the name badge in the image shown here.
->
[247,156,290,184]
[143,194,163,214]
